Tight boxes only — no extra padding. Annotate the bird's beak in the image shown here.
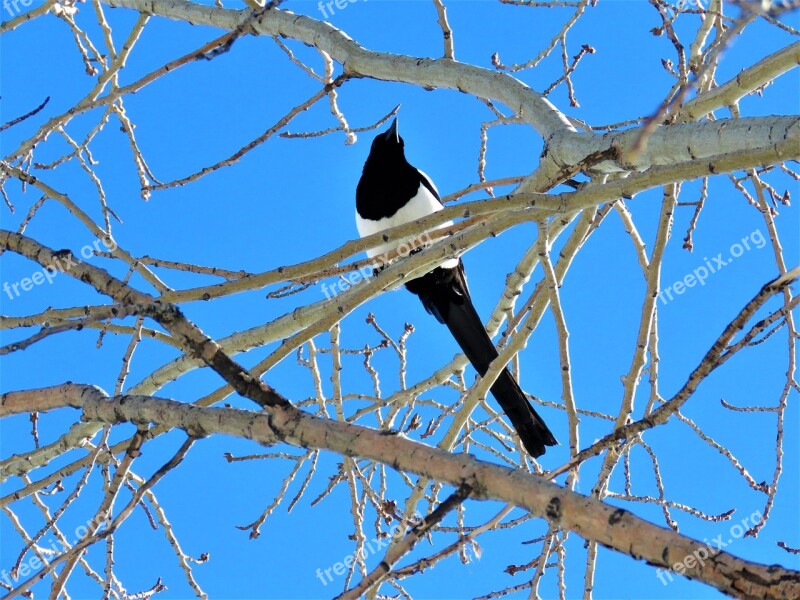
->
[383,118,399,143]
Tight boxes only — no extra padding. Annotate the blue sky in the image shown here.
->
[1,1,799,598]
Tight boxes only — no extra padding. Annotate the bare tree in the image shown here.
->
[1,0,799,598]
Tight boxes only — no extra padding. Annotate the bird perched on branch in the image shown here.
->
[355,118,557,457]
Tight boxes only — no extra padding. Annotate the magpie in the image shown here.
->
[355,118,558,457]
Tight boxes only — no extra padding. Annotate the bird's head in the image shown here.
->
[365,118,406,164]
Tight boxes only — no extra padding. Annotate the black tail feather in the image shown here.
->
[407,266,557,457]
[487,368,558,457]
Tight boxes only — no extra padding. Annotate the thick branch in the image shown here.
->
[545,115,800,174]
[101,0,573,138]
[681,42,800,120]
[2,384,798,600]
[98,1,799,179]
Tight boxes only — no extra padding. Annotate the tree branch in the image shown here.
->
[2,384,798,599]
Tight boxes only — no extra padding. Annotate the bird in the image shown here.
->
[355,118,558,457]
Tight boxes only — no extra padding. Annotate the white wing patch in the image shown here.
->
[356,182,458,269]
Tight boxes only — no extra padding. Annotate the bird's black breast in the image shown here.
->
[356,161,427,221]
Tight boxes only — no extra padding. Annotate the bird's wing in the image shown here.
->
[417,169,442,204]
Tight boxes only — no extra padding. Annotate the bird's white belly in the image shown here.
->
[356,185,459,269]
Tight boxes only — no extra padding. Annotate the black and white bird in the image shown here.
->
[355,118,557,458]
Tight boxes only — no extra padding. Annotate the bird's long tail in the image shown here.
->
[439,296,558,458]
